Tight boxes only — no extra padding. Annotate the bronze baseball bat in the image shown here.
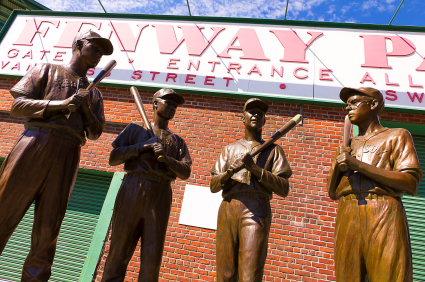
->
[130,86,166,162]
[68,60,117,112]
[338,115,353,172]
[251,114,303,157]
[226,114,303,177]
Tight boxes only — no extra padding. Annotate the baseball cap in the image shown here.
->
[340,87,385,114]
[72,30,113,56]
[152,88,185,105]
[243,98,269,113]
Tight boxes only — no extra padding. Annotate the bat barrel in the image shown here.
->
[68,60,117,113]
[251,114,303,157]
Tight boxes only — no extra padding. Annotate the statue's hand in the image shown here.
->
[138,136,158,154]
[336,146,358,170]
[153,142,170,164]
[229,158,245,175]
[65,89,90,110]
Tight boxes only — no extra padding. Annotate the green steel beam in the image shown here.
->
[186,0,192,16]
[389,0,405,25]
[284,0,289,20]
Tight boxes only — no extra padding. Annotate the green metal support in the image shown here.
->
[186,0,192,16]
[78,172,125,282]
[97,0,107,13]
[389,0,405,25]
[284,0,290,20]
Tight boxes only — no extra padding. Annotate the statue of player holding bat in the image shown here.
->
[102,88,192,281]
[327,87,422,282]
[211,98,297,282]
[0,30,113,281]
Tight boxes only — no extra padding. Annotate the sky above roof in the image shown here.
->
[35,0,424,27]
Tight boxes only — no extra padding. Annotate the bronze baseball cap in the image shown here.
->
[243,98,269,113]
[340,87,385,114]
[72,30,113,56]
[152,88,185,105]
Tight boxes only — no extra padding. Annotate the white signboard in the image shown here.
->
[178,184,222,230]
[1,13,425,111]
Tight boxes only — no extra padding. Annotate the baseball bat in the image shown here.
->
[338,115,353,172]
[130,86,166,162]
[226,114,303,177]
[68,60,117,112]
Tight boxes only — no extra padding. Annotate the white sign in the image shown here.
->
[179,184,222,230]
[1,13,425,111]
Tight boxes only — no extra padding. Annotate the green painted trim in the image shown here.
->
[381,121,425,136]
[0,9,17,42]
[79,171,125,282]
[77,167,113,177]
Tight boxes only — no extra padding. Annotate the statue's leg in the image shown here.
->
[138,181,172,281]
[21,136,81,282]
[216,199,238,282]
[101,174,147,282]
[0,134,42,255]
[334,196,366,282]
[237,197,271,282]
[363,196,412,282]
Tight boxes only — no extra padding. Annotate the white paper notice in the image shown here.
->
[178,184,223,230]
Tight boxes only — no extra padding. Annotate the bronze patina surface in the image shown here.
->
[327,87,423,282]
[0,31,112,281]
[101,88,192,282]
[210,98,292,282]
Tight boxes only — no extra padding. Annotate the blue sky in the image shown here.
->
[36,0,425,27]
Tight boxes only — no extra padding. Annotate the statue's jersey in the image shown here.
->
[336,127,423,198]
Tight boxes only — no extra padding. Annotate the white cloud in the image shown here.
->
[35,0,411,24]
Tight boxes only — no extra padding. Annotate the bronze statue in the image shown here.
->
[101,88,192,281]
[210,98,292,282]
[0,30,112,281]
[327,87,423,282]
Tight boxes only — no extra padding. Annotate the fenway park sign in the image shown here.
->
[1,12,425,111]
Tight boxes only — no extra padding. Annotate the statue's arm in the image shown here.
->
[83,89,105,140]
[210,147,230,193]
[109,124,157,166]
[162,140,192,180]
[327,147,343,200]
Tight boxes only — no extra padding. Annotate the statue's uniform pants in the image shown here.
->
[0,128,81,282]
[335,193,413,282]
[101,173,172,282]
[216,194,271,282]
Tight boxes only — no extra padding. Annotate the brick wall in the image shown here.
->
[1,77,424,282]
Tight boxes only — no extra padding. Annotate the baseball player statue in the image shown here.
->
[102,88,192,281]
[210,98,292,282]
[327,87,423,282]
[0,30,112,281]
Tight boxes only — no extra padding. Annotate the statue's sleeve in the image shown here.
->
[326,147,342,200]
[85,88,106,140]
[259,145,292,198]
[109,123,142,166]
[210,147,230,192]
[392,129,423,188]
[166,137,192,180]
[9,64,50,118]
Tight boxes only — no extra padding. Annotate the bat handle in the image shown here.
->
[157,155,166,162]
[68,104,78,112]
[338,163,348,172]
